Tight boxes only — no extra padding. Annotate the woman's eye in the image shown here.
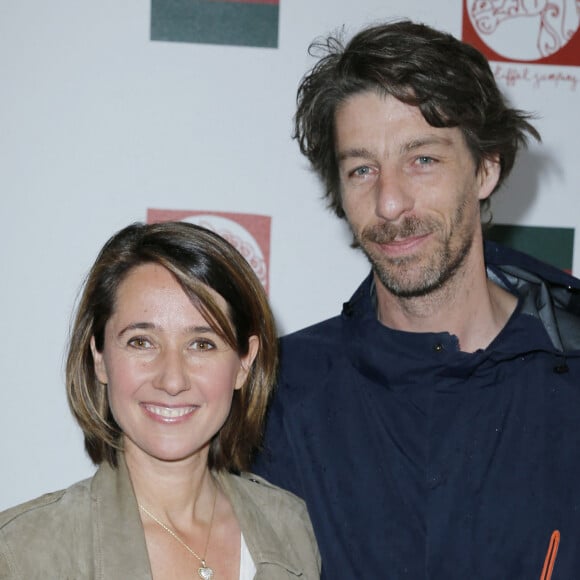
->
[191,339,216,351]
[128,337,152,349]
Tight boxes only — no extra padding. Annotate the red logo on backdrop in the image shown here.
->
[463,0,580,65]
[147,209,271,294]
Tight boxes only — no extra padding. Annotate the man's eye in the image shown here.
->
[128,337,152,349]
[416,156,435,165]
[352,166,372,177]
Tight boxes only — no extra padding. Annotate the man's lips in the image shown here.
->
[380,234,429,246]
[374,233,431,255]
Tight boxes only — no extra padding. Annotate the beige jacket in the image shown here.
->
[0,458,320,579]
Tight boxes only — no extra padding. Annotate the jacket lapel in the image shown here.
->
[90,458,153,580]
[216,471,304,577]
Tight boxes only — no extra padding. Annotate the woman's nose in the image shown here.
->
[153,349,191,395]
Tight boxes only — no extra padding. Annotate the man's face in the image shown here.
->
[335,91,499,298]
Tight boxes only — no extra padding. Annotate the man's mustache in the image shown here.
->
[361,217,438,244]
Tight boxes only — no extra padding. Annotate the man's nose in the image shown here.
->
[374,171,414,222]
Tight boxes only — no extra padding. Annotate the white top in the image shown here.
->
[239,532,257,579]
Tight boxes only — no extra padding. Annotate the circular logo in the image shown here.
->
[184,214,267,288]
[468,0,580,61]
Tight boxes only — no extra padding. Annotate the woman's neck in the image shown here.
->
[123,442,216,524]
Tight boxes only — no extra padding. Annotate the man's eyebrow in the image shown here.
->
[401,135,453,153]
[337,147,375,162]
[338,136,454,163]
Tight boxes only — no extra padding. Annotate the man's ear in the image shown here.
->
[90,336,109,384]
[234,335,259,391]
[477,154,501,201]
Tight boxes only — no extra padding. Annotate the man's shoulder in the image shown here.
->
[278,315,346,383]
[485,240,580,348]
[282,314,343,349]
[282,271,374,333]
[280,274,374,349]
[485,239,580,289]
[276,276,375,390]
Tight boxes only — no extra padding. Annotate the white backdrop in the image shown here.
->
[1,0,579,509]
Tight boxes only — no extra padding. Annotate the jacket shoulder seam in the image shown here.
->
[0,490,67,530]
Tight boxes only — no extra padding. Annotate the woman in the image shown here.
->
[0,221,320,579]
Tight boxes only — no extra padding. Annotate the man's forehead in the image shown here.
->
[335,103,463,157]
[335,91,456,135]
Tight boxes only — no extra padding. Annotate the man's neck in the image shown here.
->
[375,258,518,353]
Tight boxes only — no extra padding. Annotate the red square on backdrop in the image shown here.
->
[462,0,580,65]
[147,209,271,294]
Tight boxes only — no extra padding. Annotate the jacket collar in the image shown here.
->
[342,241,580,353]
[485,240,580,350]
[89,459,304,578]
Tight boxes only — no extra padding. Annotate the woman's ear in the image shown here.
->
[90,336,109,385]
[234,335,259,390]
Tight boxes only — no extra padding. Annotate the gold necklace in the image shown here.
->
[139,484,218,580]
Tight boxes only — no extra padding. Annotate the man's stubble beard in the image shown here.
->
[354,198,477,299]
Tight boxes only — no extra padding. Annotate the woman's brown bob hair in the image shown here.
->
[66,221,277,473]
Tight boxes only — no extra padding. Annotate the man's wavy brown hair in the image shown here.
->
[294,20,540,218]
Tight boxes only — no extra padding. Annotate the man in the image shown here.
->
[253,20,580,579]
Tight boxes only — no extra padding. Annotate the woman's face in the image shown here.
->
[91,262,258,466]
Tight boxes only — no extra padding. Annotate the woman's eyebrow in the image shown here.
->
[116,322,216,338]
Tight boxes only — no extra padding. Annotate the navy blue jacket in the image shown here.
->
[254,242,580,579]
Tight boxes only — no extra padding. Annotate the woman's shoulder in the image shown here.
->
[0,476,93,537]
[220,471,321,577]
[0,477,95,578]
[225,471,308,511]
[218,470,315,538]
[1,490,65,528]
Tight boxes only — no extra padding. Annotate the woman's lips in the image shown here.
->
[141,403,198,423]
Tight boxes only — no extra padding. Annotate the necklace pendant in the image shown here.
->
[198,564,214,580]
